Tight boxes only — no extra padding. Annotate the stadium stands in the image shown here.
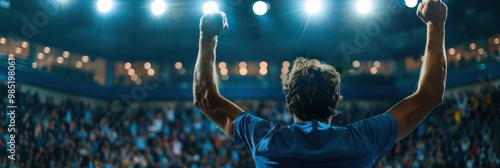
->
[0,1,499,167]
[0,81,498,167]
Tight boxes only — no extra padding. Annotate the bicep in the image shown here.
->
[388,93,436,142]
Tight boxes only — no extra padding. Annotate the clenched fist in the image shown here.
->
[417,0,447,26]
[199,12,229,38]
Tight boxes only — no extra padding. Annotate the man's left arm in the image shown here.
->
[193,12,244,140]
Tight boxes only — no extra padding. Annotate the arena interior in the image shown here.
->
[0,0,500,167]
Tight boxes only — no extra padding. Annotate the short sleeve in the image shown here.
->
[347,112,397,157]
[233,113,275,152]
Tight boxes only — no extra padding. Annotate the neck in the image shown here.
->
[293,116,332,125]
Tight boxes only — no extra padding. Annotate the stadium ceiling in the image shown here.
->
[0,0,499,62]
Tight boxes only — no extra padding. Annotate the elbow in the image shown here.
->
[431,85,445,106]
[193,86,220,110]
[193,90,205,109]
[433,88,444,106]
[193,81,206,108]
[417,87,445,107]
[428,88,444,107]
[432,92,444,106]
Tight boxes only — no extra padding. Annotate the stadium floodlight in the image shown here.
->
[175,62,183,69]
[82,55,90,63]
[370,67,378,74]
[405,0,418,8]
[356,0,372,14]
[97,0,113,13]
[57,57,64,64]
[305,0,322,14]
[203,1,219,14]
[151,0,166,15]
[253,1,268,16]
[353,60,360,68]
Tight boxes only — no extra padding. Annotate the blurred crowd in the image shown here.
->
[0,82,499,168]
[374,84,500,168]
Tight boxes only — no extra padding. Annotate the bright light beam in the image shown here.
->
[305,0,322,15]
[97,0,113,13]
[357,0,372,14]
[203,1,219,14]
[253,1,268,16]
[405,0,418,8]
[151,0,167,15]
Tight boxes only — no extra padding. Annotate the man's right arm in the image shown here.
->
[388,0,448,142]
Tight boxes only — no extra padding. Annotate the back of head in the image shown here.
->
[282,57,342,121]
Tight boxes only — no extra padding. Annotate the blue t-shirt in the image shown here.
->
[233,112,397,168]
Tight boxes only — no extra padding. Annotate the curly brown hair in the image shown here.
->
[282,57,342,121]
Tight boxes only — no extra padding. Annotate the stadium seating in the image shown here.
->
[0,81,498,167]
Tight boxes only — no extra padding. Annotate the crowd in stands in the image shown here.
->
[375,84,500,167]
[0,82,499,168]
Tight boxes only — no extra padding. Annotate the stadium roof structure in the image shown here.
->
[0,0,499,63]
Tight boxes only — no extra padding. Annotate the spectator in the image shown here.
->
[0,82,498,167]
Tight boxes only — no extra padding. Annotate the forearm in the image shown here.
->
[416,23,447,103]
[193,35,219,102]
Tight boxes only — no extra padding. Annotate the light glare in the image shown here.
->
[124,62,132,69]
[63,51,70,58]
[353,60,360,68]
[281,67,289,74]
[470,43,476,50]
[405,0,418,8]
[57,57,64,64]
[43,47,51,54]
[305,0,322,14]
[357,0,372,14]
[128,69,135,76]
[175,62,183,69]
[75,61,83,68]
[220,68,228,75]
[37,53,44,60]
[131,74,138,81]
[373,61,380,68]
[239,68,248,76]
[218,62,227,69]
[259,68,268,75]
[144,62,152,69]
[97,0,113,13]
[151,0,166,15]
[282,61,290,68]
[253,1,268,16]
[203,1,219,14]
[448,48,456,55]
[15,47,22,54]
[21,41,28,48]
[239,61,247,68]
[82,55,89,63]
[370,67,378,74]
[147,69,155,76]
[259,61,268,68]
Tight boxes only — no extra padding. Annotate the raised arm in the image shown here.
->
[388,0,448,142]
[193,12,243,139]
